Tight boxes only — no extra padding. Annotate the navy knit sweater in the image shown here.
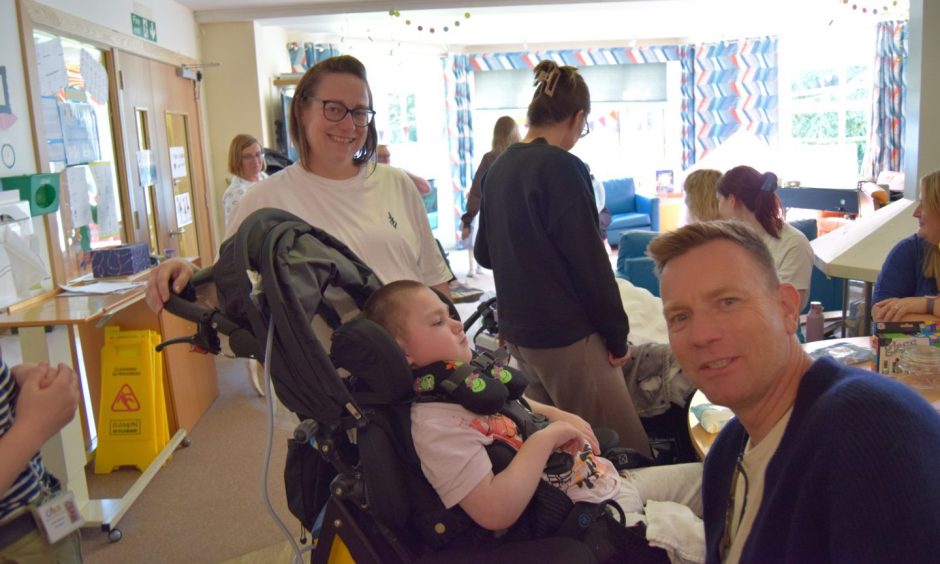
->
[702,357,940,563]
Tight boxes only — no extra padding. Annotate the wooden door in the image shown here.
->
[113,50,214,263]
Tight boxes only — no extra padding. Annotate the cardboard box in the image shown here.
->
[91,243,151,278]
[871,321,939,377]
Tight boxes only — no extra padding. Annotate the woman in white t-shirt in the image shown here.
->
[716,165,814,310]
[146,55,450,313]
[220,134,268,229]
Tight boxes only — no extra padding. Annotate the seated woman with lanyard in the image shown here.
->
[872,168,940,322]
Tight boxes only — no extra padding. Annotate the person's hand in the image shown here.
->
[10,362,55,389]
[872,296,926,322]
[542,407,599,454]
[145,258,195,313]
[608,349,631,368]
[541,421,585,456]
[13,363,79,446]
[461,225,472,241]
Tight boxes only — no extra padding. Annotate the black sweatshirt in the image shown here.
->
[474,139,629,356]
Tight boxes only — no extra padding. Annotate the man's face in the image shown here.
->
[659,239,799,411]
[396,287,473,367]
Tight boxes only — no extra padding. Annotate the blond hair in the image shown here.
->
[684,169,721,222]
[227,134,264,178]
[920,169,940,286]
[491,116,521,154]
[648,220,779,290]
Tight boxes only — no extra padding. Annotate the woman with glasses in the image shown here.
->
[146,55,451,314]
[221,134,267,228]
[474,60,651,455]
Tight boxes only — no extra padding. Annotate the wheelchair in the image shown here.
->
[160,209,673,564]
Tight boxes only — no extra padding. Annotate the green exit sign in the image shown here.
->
[131,13,157,42]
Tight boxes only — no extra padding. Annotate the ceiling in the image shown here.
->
[174,0,904,49]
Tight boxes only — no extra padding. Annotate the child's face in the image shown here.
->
[396,287,473,367]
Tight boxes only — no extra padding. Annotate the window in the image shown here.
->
[472,63,677,191]
[779,24,876,185]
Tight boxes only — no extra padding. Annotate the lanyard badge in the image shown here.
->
[30,491,84,544]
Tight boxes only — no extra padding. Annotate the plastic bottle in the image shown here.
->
[805,301,824,342]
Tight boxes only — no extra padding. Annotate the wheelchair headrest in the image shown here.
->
[331,317,415,402]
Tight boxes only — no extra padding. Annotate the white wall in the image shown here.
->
[255,23,290,150]
[0,0,38,177]
[35,0,200,60]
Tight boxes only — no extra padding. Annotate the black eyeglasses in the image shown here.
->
[306,97,375,127]
[580,120,592,139]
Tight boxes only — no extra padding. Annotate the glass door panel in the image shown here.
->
[164,112,199,258]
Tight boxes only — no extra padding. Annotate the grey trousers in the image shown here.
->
[509,333,652,456]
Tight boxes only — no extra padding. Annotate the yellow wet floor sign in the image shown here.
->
[95,327,170,474]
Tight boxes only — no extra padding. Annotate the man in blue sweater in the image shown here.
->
[647,220,940,563]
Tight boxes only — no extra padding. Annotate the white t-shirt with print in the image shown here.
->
[411,402,621,509]
[761,222,814,308]
[225,162,450,287]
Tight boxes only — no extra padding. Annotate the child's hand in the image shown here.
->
[13,363,79,446]
[537,404,600,454]
[543,421,586,456]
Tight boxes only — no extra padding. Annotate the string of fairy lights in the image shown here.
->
[387,8,472,34]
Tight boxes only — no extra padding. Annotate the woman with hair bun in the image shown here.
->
[475,60,651,455]
[716,165,814,310]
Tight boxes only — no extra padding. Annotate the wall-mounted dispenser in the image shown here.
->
[0,172,60,216]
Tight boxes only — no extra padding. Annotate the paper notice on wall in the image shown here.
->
[174,192,192,227]
[89,162,119,237]
[35,38,68,97]
[79,49,109,105]
[169,146,186,179]
[136,149,154,186]
[64,166,93,227]
[40,96,63,140]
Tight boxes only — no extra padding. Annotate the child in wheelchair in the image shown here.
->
[364,280,705,563]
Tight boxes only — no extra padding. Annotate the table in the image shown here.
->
[687,337,940,459]
[0,277,218,539]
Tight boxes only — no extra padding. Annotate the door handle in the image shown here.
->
[169,228,186,237]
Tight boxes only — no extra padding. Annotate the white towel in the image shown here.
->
[616,278,668,345]
[644,500,706,564]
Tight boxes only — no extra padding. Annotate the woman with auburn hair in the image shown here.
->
[221,134,267,228]
[460,116,522,277]
[872,168,940,321]
[147,55,451,313]
[716,165,814,310]
[683,169,721,223]
[475,60,650,455]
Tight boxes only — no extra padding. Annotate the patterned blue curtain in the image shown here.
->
[445,54,474,239]
[863,21,907,179]
[680,45,696,169]
[689,37,778,167]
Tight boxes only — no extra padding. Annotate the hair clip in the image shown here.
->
[760,174,778,193]
[535,67,561,98]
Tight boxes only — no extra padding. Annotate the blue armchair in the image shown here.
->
[615,230,661,297]
[602,178,660,246]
